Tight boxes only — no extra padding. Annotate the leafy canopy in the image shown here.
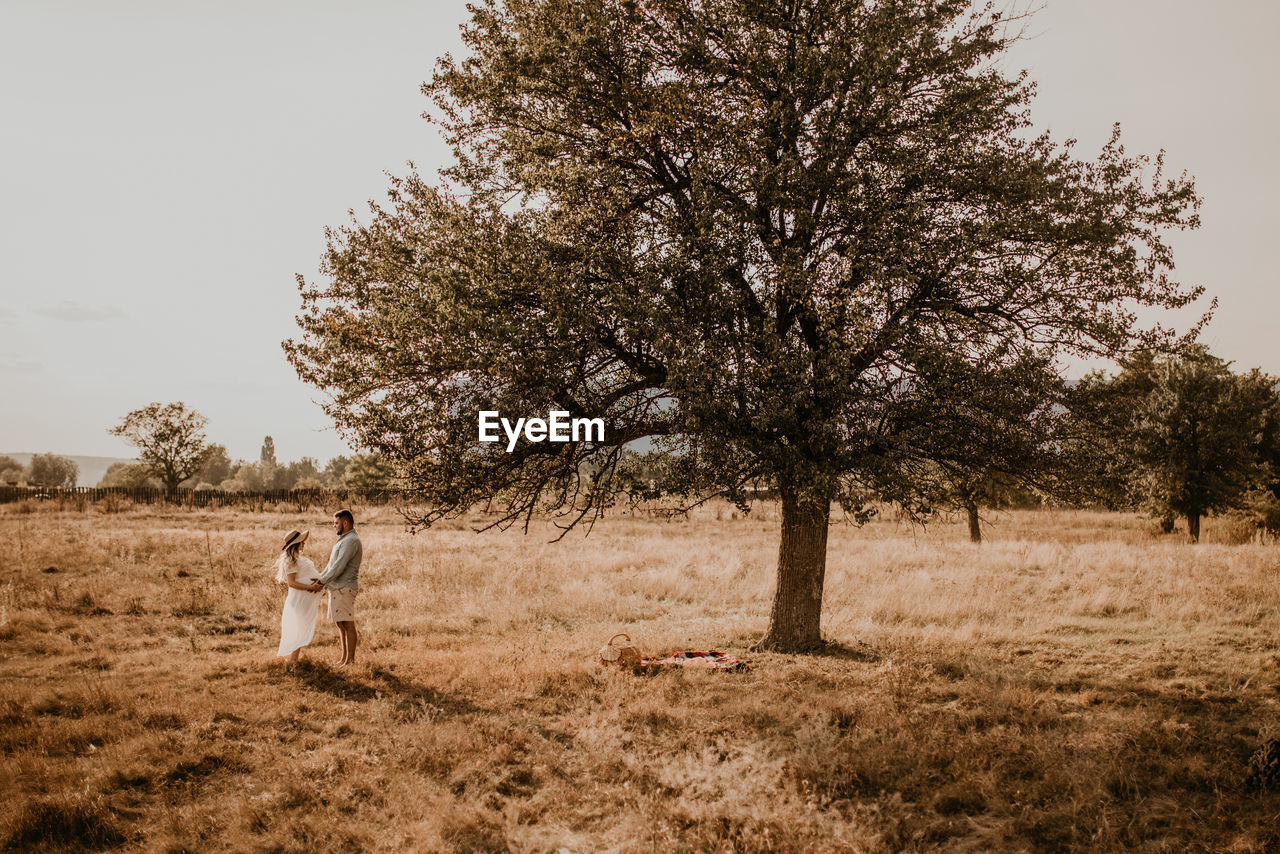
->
[286,0,1202,532]
[1106,349,1278,536]
[27,453,79,489]
[109,402,212,491]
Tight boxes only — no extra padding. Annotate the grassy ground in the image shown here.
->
[2,500,1279,852]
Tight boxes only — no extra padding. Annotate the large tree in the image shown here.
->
[109,402,212,491]
[287,0,1201,651]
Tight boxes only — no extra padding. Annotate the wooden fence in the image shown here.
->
[0,485,401,509]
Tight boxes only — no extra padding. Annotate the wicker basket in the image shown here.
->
[597,633,642,668]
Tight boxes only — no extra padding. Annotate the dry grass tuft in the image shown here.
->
[2,795,126,852]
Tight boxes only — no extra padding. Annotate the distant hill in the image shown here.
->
[3,453,138,487]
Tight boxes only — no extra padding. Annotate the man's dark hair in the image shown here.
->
[335,509,355,526]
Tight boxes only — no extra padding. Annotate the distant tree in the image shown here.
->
[286,0,1203,650]
[895,352,1071,543]
[293,476,326,491]
[343,453,395,491]
[1100,350,1278,542]
[99,462,162,489]
[254,436,281,489]
[0,455,24,485]
[109,402,212,491]
[322,455,351,488]
[281,457,321,490]
[191,444,233,487]
[1259,392,1280,504]
[220,460,265,492]
[26,453,78,488]
[1069,352,1162,515]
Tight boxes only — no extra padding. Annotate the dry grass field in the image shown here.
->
[2,499,1280,852]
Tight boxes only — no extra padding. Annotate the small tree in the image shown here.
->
[322,456,352,488]
[343,453,395,491]
[260,437,277,467]
[99,462,162,489]
[109,403,211,491]
[1099,350,1278,542]
[191,444,233,487]
[220,461,264,492]
[1139,355,1276,541]
[283,457,322,490]
[0,456,24,485]
[894,352,1072,543]
[27,453,78,488]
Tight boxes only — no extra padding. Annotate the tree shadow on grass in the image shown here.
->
[811,639,884,663]
[743,637,883,662]
[283,660,479,717]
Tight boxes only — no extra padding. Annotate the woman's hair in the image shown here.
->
[274,544,302,584]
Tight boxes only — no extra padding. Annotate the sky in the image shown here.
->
[1,1,1277,463]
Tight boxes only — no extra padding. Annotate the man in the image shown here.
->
[314,508,362,666]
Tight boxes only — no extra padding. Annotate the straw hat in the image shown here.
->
[281,529,310,551]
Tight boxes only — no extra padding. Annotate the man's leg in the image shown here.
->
[338,621,356,665]
[328,590,343,665]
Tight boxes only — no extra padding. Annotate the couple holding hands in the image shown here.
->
[274,509,362,665]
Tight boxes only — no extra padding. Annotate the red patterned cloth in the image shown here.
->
[639,650,750,671]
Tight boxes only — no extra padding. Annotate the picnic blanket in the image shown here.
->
[639,650,750,672]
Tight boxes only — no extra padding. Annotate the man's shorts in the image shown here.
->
[328,587,357,623]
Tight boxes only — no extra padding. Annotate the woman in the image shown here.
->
[275,529,323,661]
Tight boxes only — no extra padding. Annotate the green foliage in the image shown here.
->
[220,461,265,493]
[26,453,78,488]
[889,351,1073,536]
[98,462,162,489]
[109,402,212,491]
[0,455,24,485]
[192,444,233,487]
[1134,354,1276,540]
[278,456,321,490]
[343,453,395,490]
[1080,348,1279,541]
[1259,392,1280,502]
[284,0,1203,647]
[322,455,351,488]
[214,454,348,492]
[286,0,1201,534]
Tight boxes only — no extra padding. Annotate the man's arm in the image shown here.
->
[316,537,352,587]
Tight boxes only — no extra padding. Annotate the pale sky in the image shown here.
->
[1,1,1277,462]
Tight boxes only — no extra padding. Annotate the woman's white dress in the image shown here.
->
[277,556,321,656]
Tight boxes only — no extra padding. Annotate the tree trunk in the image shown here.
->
[964,499,982,543]
[1186,512,1201,543]
[757,479,832,653]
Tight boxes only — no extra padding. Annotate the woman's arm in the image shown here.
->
[283,571,315,591]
